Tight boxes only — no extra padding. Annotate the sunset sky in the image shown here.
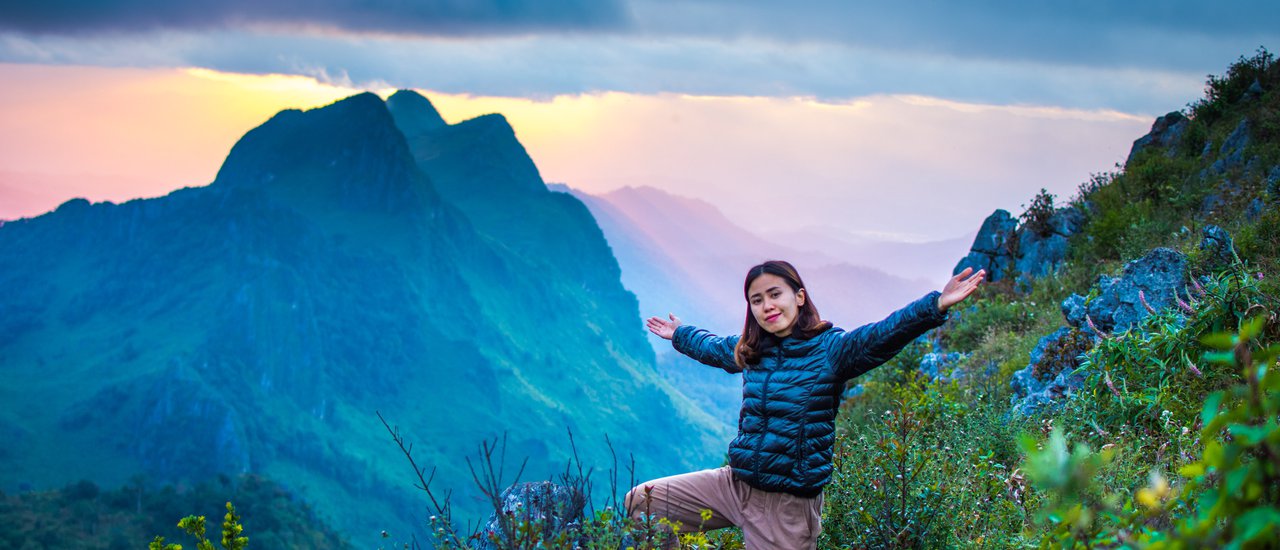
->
[2,1,1277,241]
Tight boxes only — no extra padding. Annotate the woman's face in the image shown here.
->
[747,273,806,337]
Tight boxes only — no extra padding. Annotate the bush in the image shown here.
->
[1191,47,1277,126]
[1020,188,1057,238]
[1023,312,1280,548]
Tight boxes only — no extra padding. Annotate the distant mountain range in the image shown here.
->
[563,184,965,424]
[0,92,727,543]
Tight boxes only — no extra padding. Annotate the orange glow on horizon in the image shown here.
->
[0,64,1149,240]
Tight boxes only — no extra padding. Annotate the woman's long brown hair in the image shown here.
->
[734,260,832,369]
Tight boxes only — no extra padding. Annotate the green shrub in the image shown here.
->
[150,502,248,550]
[1020,188,1058,238]
[1022,312,1280,548]
[1191,47,1277,126]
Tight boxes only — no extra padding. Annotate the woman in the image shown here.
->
[627,260,985,549]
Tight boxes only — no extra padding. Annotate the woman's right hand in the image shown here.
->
[645,313,682,340]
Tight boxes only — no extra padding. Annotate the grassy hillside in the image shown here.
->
[818,47,1280,548]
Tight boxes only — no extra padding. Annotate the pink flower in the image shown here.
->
[1186,359,1203,377]
[1139,290,1156,314]
[1175,294,1194,315]
[1086,314,1109,339]
[1190,276,1206,297]
[1105,371,1122,398]
[1258,272,1265,281]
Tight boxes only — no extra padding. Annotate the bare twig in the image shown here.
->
[376,411,466,548]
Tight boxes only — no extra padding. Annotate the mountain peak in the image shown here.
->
[386,90,447,139]
[212,92,437,213]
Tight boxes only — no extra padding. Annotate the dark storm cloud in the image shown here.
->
[0,0,631,36]
[630,0,1280,73]
[2,0,1278,113]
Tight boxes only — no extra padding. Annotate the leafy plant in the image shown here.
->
[1020,188,1058,238]
[1191,47,1276,126]
[150,502,248,550]
[1022,312,1280,548]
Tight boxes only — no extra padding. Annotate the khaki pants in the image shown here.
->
[624,466,823,550]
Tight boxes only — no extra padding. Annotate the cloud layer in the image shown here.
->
[2,1,1277,112]
[0,0,630,36]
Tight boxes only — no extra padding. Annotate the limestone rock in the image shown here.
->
[953,209,1017,281]
[1200,224,1237,268]
[1010,327,1092,415]
[1086,248,1188,333]
[1127,111,1189,163]
[475,481,586,549]
[1209,118,1251,175]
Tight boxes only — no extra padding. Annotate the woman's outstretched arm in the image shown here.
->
[647,314,742,374]
[832,267,985,379]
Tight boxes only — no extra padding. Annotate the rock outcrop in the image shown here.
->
[1062,247,1189,334]
[953,210,1017,281]
[475,481,586,549]
[1014,207,1086,281]
[1207,117,1252,176]
[953,206,1085,285]
[1127,111,1190,163]
[1009,327,1094,415]
[1011,245,1196,415]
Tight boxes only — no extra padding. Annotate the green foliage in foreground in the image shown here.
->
[150,502,248,550]
[1028,312,1280,548]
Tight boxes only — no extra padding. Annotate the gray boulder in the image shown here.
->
[1127,111,1189,163]
[1085,247,1188,333]
[1246,198,1266,221]
[919,351,967,381]
[1061,294,1087,329]
[954,209,1017,281]
[474,481,586,549]
[1200,224,1237,268]
[1267,166,1280,201]
[1015,207,1086,283]
[1010,327,1093,415]
[954,206,1087,285]
[1209,118,1251,175]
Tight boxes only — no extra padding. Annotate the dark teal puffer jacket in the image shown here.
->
[671,291,948,497]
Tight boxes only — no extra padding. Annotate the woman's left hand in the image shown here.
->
[938,267,986,312]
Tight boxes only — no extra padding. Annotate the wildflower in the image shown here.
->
[1190,276,1206,296]
[1175,294,1194,314]
[1185,358,1203,377]
[1104,371,1122,398]
[1086,314,1109,339]
[1138,290,1156,314]
[1257,272,1265,281]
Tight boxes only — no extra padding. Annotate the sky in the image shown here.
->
[1,1,1277,241]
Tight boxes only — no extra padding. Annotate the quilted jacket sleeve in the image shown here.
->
[672,325,743,374]
[830,291,948,380]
